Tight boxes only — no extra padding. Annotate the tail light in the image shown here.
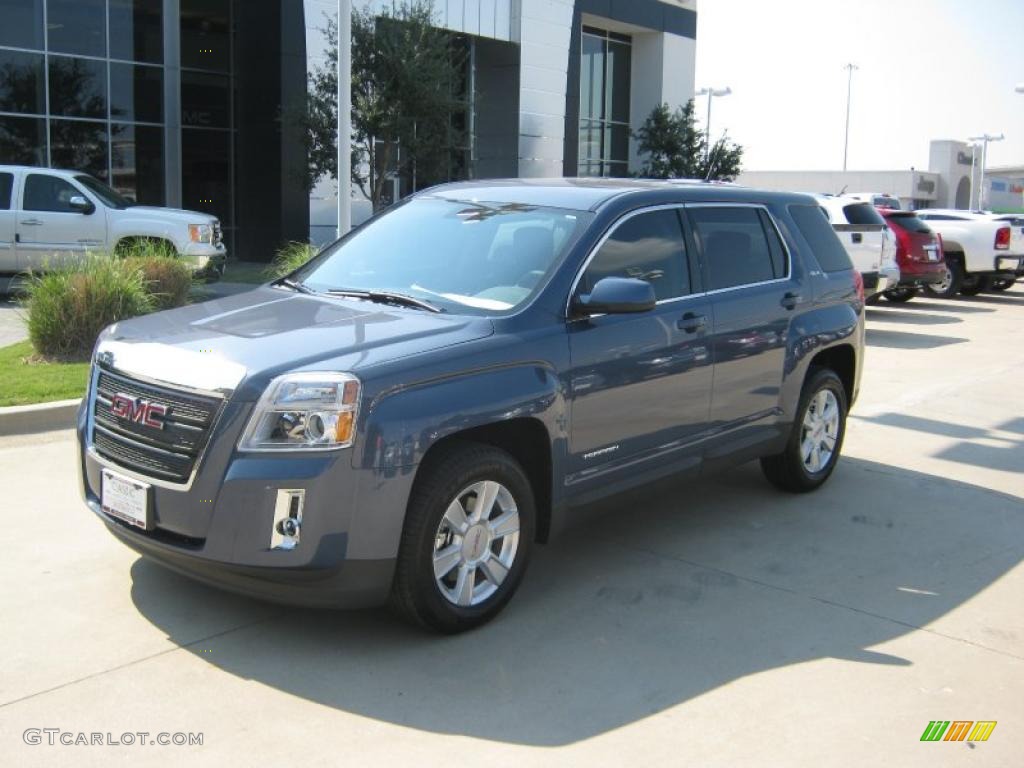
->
[935,232,945,262]
[852,270,865,303]
[995,226,1011,250]
[891,223,912,261]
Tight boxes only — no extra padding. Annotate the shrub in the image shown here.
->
[24,256,153,360]
[122,254,193,310]
[266,241,319,279]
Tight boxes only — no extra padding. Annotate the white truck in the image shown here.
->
[0,165,226,291]
[914,209,1024,296]
[814,195,899,301]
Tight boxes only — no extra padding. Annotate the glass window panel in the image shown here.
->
[581,209,689,300]
[607,161,630,179]
[110,0,164,64]
[49,56,107,118]
[580,34,604,121]
[182,128,230,224]
[607,123,629,164]
[690,206,777,290]
[0,115,46,165]
[112,123,164,204]
[110,63,163,123]
[0,172,12,208]
[181,70,230,128]
[607,40,631,124]
[0,0,44,49]
[0,49,45,114]
[181,0,231,72]
[47,0,106,57]
[23,172,84,211]
[50,119,109,179]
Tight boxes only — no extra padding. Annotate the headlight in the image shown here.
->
[189,223,214,244]
[238,372,361,452]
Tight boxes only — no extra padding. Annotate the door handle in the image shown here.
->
[851,232,863,244]
[781,291,802,310]
[677,312,706,333]
[20,219,43,226]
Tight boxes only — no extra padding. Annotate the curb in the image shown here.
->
[0,398,81,436]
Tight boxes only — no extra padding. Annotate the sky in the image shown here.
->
[693,0,1024,171]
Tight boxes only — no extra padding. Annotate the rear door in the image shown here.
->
[567,206,713,492]
[0,172,15,271]
[686,204,798,458]
[16,172,106,270]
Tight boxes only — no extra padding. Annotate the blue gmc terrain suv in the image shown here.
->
[77,179,865,632]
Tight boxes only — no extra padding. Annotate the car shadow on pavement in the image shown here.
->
[865,308,963,325]
[865,328,968,349]
[128,457,1022,746]
[878,299,995,314]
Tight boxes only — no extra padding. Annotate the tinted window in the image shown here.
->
[886,213,932,234]
[789,204,853,272]
[690,206,780,290]
[842,203,886,226]
[918,214,965,221]
[0,0,44,49]
[0,172,12,209]
[49,56,107,118]
[112,124,165,204]
[110,0,164,64]
[110,63,163,123]
[580,209,690,301]
[23,174,83,212]
[0,49,45,115]
[50,119,109,179]
[47,0,106,57]
[181,71,230,128]
[0,115,46,165]
[181,0,230,71]
[759,209,788,278]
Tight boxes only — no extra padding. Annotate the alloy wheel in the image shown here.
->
[800,389,840,474]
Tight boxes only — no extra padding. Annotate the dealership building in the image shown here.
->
[0,0,698,259]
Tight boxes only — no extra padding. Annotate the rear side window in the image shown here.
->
[789,204,853,272]
[689,206,783,291]
[581,209,690,301]
[23,174,81,212]
[887,213,932,234]
[0,172,12,209]
[842,203,886,226]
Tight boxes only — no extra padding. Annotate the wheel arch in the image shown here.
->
[808,344,856,406]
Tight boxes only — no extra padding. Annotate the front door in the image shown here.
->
[16,173,106,271]
[567,207,713,493]
[685,204,800,456]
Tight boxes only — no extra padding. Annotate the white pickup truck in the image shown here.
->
[0,165,226,290]
[914,209,1024,296]
[814,195,899,300]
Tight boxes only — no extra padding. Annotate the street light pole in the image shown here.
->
[337,0,352,238]
[842,63,858,172]
[695,86,732,163]
[968,133,1005,211]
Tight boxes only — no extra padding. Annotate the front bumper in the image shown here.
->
[77,390,409,609]
[180,243,228,275]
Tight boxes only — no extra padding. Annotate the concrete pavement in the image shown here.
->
[1,288,1022,766]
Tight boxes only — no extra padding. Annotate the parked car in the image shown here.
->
[814,194,898,301]
[913,209,1024,297]
[77,179,864,632]
[877,210,946,303]
[982,214,1024,291]
[0,165,225,291]
[846,192,902,210]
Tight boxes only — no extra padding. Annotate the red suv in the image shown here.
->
[878,209,946,303]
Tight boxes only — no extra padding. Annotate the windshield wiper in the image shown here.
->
[324,289,443,313]
[275,277,317,295]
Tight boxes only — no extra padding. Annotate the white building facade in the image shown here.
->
[305,0,698,242]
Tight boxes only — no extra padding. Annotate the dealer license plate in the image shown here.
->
[101,469,150,529]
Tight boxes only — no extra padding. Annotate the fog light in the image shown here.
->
[271,489,304,550]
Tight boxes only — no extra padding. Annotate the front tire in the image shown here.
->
[391,443,535,633]
[761,368,848,493]
[922,258,963,299]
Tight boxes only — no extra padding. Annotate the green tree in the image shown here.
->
[634,100,743,182]
[301,1,468,211]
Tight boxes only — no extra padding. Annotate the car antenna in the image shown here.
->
[838,184,848,196]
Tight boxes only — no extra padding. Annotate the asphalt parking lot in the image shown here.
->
[1,288,1022,766]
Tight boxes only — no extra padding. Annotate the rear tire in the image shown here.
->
[391,442,535,633]
[986,277,1016,292]
[761,368,848,493]
[959,272,983,296]
[882,286,917,303]
[922,257,963,299]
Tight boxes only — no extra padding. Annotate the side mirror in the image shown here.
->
[574,277,656,316]
[68,195,95,215]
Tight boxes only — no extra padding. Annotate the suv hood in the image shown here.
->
[95,286,494,399]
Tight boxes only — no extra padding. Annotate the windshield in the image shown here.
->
[295,197,592,314]
[75,174,134,209]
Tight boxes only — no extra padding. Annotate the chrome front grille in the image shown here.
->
[91,369,223,484]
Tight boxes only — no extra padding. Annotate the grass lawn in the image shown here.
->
[222,260,270,285]
[0,341,90,407]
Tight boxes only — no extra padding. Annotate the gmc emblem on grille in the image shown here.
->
[110,394,169,430]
